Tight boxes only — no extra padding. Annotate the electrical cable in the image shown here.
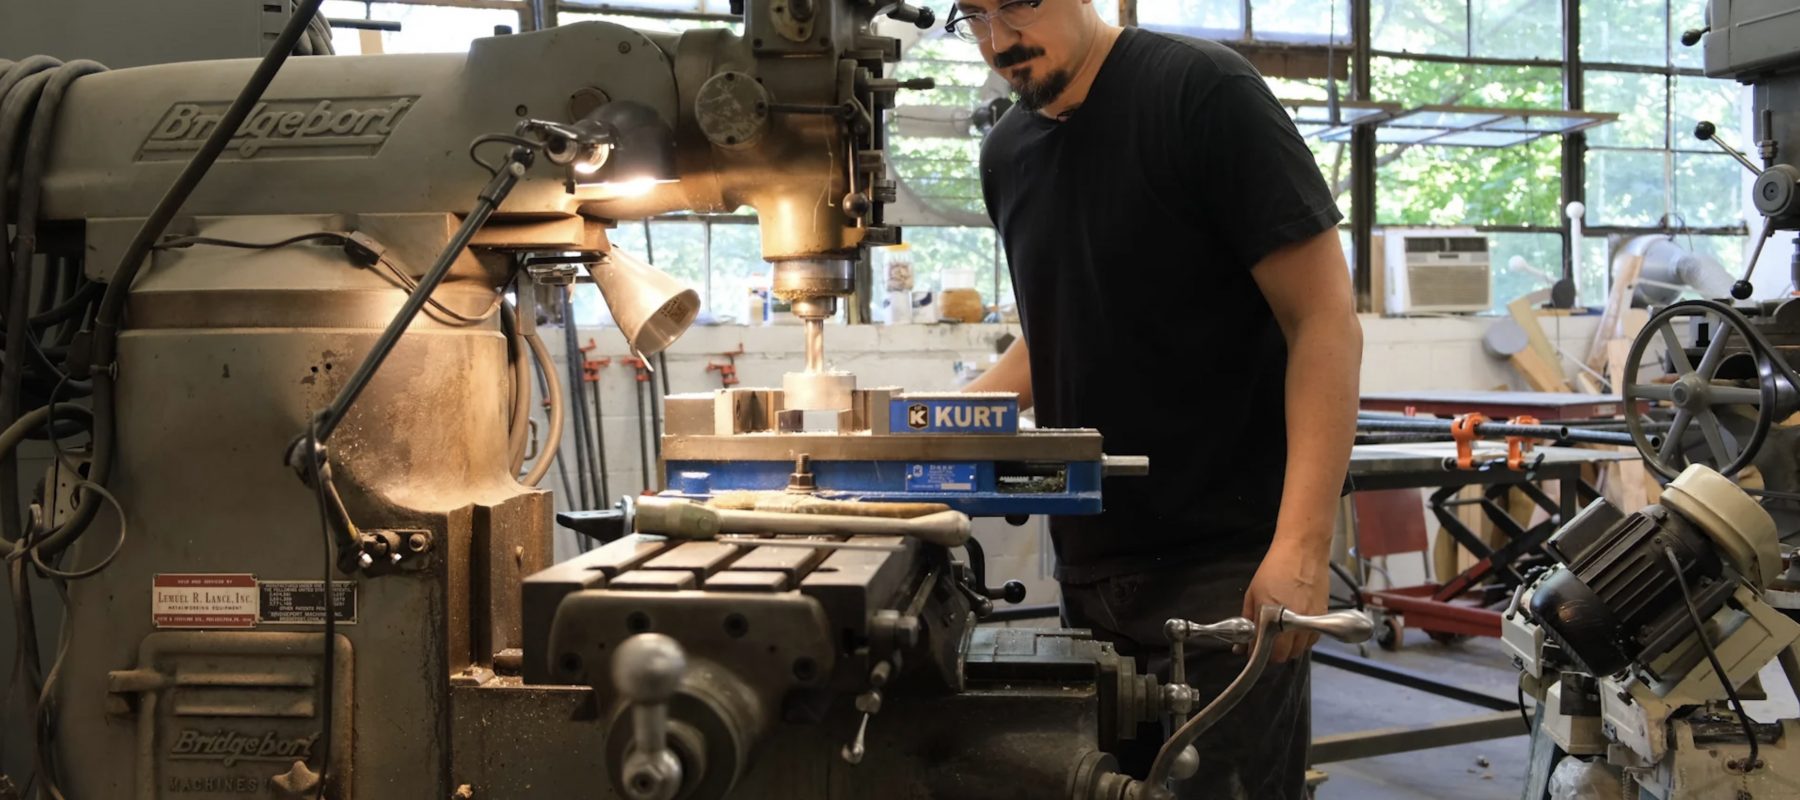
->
[1,373,86,789]
[307,421,337,797]
[1326,560,1364,611]
[561,290,595,512]
[469,133,541,175]
[1742,486,1800,504]
[33,265,95,332]
[650,351,666,469]
[0,65,60,548]
[4,61,108,559]
[27,431,106,800]
[589,354,610,511]
[632,362,651,493]
[154,231,503,326]
[28,479,121,581]
[149,232,348,251]
[1516,677,1531,734]
[34,575,72,800]
[503,302,531,470]
[1664,546,1760,770]
[521,322,562,488]
[33,0,330,564]
[536,339,576,499]
[3,558,39,788]
[33,256,62,333]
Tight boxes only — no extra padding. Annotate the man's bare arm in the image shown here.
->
[962,337,1033,411]
[1242,227,1363,663]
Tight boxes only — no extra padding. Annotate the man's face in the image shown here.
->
[956,0,1093,111]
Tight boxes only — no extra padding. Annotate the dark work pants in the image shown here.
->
[1059,555,1310,800]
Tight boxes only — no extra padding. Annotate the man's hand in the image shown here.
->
[1241,537,1331,663]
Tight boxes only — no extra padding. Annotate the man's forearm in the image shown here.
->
[963,337,1033,410]
[1271,313,1362,562]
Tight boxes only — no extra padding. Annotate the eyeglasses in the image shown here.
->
[944,0,1047,43]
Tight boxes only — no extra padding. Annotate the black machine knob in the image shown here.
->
[1681,27,1708,47]
[886,2,936,29]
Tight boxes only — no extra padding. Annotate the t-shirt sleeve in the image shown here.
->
[1189,73,1345,272]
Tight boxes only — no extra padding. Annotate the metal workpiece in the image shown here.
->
[783,370,858,412]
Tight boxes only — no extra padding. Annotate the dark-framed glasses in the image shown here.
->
[944,0,1047,43]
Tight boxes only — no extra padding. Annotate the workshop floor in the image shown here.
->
[1310,635,1800,800]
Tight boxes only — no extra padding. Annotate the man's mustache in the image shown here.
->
[993,45,1045,69]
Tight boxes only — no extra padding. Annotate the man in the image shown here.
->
[953,0,1363,796]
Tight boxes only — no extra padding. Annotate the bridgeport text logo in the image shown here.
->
[168,728,318,767]
[138,97,418,161]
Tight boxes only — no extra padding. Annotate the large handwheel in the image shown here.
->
[1623,300,1778,480]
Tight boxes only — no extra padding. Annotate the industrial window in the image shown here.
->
[1136,0,1352,44]
[1578,0,1744,304]
[322,1,522,54]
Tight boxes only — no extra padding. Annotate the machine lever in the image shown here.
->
[614,634,688,800]
[963,537,1027,604]
[839,689,881,765]
[1696,121,1764,176]
[884,2,935,29]
[1164,609,1374,646]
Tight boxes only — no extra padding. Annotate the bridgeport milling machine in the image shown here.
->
[0,2,1376,799]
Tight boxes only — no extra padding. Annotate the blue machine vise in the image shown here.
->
[657,391,1111,518]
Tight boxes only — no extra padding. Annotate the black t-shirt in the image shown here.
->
[980,28,1343,582]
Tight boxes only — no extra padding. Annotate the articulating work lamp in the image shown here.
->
[287,103,696,571]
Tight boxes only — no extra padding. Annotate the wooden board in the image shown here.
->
[1586,254,1645,372]
[1508,293,1563,374]
[1506,292,1570,392]
[1510,348,1570,393]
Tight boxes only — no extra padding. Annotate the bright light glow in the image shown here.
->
[571,142,611,175]
[600,177,661,198]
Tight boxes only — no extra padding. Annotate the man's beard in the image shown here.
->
[1010,68,1072,111]
[994,44,1071,112]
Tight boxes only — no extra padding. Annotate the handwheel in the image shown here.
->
[1623,300,1778,480]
